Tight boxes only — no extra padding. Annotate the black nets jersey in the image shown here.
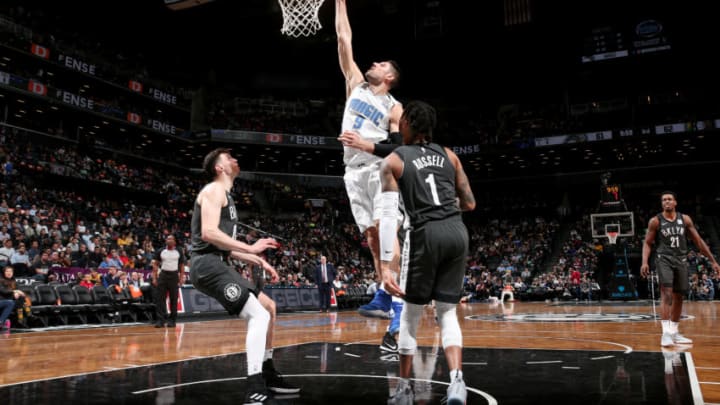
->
[191,190,238,254]
[393,143,460,227]
[655,212,688,257]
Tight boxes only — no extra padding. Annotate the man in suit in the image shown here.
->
[315,256,336,312]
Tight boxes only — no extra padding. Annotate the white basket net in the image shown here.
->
[607,231,618,245]
[278,0,325,37]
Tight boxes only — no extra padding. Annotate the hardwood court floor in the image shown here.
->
[1,300,718,404]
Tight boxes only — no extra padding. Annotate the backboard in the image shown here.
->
[590,211,635,239]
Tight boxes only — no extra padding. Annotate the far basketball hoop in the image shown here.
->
[278,0,325,37]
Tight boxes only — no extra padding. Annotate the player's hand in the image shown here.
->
[338,131,373,153]
[261,260,279,283]
[640,263,649,278]
[381,265,404,298]
[253,238,280,253]
[712,262,720,275]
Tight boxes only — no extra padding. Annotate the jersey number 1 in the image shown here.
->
[424,173,441,205]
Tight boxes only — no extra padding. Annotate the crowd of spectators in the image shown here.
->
[4,121,720,308]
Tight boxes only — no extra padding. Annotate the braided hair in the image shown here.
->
[402,100,437,144]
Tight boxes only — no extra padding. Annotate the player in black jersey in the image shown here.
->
[641,191,720,347]
[378,101,475,405]
[190,148,299,404]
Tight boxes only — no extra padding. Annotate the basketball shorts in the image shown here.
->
[190,252,259,316]
[655,254,689,294]
[400,215,468,305]
[343,161,383,234]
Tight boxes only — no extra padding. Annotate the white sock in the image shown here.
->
[661,320,670,334]
[239,295,270,375]
[670,321,679,334]
[450,369,463,381]
[264,349,273,362]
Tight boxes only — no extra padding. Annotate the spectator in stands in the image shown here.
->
[66,237,79,253]
[117,231,134,249]
[27,240,40,262]
[101,266,120,288]
[703,273,716,301]
[10,243,30,267]
[71,243,90,268]
[117,271,130,289]
[88,245,103,268]
[21,219,35,240]
[0,239,15,267]
[55,250,71,267]
[78,273,95,289]
[129,248,144,270]
[89,268,102,286]
[30,251,51,282]
[570,266,582,298]
[99,249,123,269]
[1,266,31,327]
[125,271,145,300]
[3,158,13,181]
[130,271,150,288]
[117,249,131,268]
[640,191,720,347]
[141,236,155,256]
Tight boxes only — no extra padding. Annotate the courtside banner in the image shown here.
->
[212,129,341,149]
[264,287,320,310]
[179,287,320,313]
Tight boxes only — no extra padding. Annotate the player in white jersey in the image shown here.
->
[335,0,405,353]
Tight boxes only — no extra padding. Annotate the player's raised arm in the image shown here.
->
[336,0,363,97]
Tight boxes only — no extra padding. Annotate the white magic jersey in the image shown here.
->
[341,83,399,167]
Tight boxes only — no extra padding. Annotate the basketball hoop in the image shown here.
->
[278,0,325,37]
[607,231,618,245]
